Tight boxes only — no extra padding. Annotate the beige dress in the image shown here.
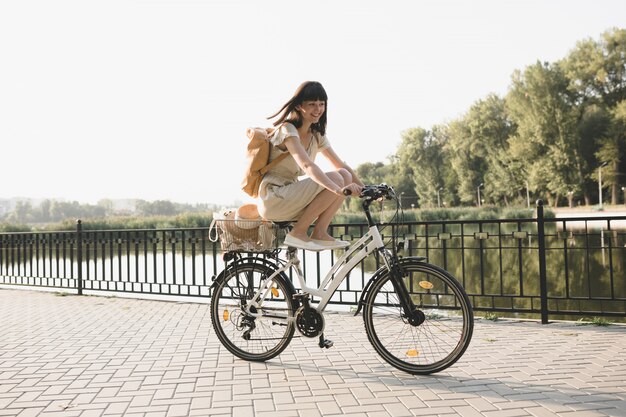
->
[258,123,330,221]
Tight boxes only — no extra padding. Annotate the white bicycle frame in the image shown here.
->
[246,225,390,316]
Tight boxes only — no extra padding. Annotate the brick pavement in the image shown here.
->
[0,288,625,417]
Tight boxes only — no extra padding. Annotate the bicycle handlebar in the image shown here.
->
[343,184,396,201]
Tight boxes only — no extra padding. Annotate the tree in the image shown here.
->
[561,28,626,204]
[356,162,388,186]
[598,100,626,204]
[38,199,52,223]
[97,199,115,215]
[136,200,177,216]
[395,127,451,207]
[457,95,518,205]
[8,201,33,223]
[506,61,583,207]
[354,29,625,208]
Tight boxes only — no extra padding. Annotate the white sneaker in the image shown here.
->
[312,239,350,249]
[284,234,324,251]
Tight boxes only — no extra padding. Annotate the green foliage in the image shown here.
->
[0,222,31,233]
[483,312,500,321]
[501,208,535,219]
[356,28,626,208]
[396,127,452,207]
[0,196,219,230]
[54,213,214,231]
[577,317,613,326]
[16,207,549,231]
[334,206,551,224]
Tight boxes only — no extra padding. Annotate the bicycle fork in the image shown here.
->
[380,249,425,326]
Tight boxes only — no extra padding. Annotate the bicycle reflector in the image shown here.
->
[419,281,434,290]
[271,287,279,297]
[223,310,229,321]
[406,349,419,357]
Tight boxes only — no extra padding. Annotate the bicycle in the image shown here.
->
[210,184,473,375]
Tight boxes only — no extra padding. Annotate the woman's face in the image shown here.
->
[298,100,326,124]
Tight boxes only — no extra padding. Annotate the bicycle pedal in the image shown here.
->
[318,338,334,349]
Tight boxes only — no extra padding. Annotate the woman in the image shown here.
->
[258,81,364,251]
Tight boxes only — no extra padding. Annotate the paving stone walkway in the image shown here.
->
[0,288,625,417]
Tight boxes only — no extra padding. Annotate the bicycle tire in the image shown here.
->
[363,260,473,374]
[210,262,296,361]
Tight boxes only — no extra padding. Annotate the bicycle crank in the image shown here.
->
[295,306,325,338]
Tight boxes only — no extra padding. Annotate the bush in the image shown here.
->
[0,222,31,233]
[334,206,543,224]
[0,207,555,232]
[501,208,535,219]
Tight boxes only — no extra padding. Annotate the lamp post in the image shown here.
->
[477,183,483,207]
[599,162,608,208]
[400,192,404,209]
[525,181,530,208]
[437,187,443,208]
[622,186,625,207]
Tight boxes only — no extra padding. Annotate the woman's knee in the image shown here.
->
[337,168,352,184]
[327,169,351,187]
[326,171,346,187]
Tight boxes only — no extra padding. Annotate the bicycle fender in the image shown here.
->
[353,256,426,316]
[209,257,300,307]
[210,256,279,287]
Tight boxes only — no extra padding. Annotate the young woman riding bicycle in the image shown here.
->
[257,81,363,251]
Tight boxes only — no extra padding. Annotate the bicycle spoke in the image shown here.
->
[211,263,295,361]
[363,261,473,374]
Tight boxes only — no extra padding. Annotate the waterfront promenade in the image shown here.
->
[1,288,625,417]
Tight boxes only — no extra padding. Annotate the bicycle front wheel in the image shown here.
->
[363,260,473,374]
[210,262,296,362]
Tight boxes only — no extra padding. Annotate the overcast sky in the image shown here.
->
[1,0,624,207]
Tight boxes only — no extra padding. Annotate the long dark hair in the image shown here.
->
[268,81,328,136]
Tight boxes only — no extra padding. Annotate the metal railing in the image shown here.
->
[1,201,624,323]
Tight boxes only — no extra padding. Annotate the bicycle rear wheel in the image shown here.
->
[363,260,473,374]
[210,262,296,361]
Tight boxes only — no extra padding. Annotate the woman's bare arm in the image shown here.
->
[321,146,364,186]
[283,136,344,194]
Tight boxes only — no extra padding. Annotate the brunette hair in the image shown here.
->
[268,81,328,136]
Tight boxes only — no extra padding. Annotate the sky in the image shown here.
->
[1,0,625,207]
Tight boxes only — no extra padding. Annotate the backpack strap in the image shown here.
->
[259,127,322,175]
[259,151,289,175]
[257,124,290,175]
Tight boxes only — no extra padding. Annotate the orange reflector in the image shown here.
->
[223,310,229,321]
[419,281,434,290]
[271,287,279,297]
[406,349,419,357]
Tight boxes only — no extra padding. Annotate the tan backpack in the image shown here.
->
[241,127,289,198]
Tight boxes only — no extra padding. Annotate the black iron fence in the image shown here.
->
[1,201,624,323]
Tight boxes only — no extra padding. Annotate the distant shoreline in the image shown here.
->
[552,205,626,217]
[551,205,626,230]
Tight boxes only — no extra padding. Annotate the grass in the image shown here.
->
[576,317,613,326]
[483,312,500,321]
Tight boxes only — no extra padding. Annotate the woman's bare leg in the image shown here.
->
[289,171,346,240]
[311,169,352,240]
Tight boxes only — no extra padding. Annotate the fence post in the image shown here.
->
[536,200,549,324]
[76,219,83,295]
